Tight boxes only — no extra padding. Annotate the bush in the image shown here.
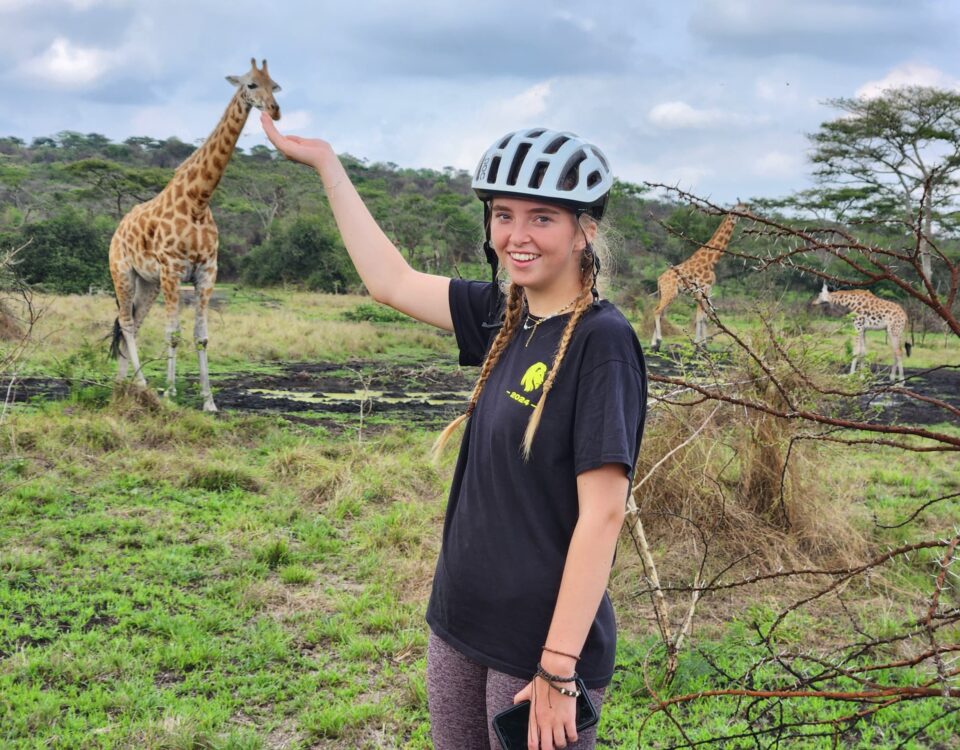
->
[16,208,114,294]
[341,302,409,323]
[240,216,358,292]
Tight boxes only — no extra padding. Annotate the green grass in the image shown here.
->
[2,398,957,748]
[0,400,444,748]
[2,290,958,747]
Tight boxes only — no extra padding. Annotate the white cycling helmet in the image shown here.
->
[472,127,613,219]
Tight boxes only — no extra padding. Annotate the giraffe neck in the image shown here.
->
[689,213,738,268]
[171,89,250,208]
[828,291,864,311]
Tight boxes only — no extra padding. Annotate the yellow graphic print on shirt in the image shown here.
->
[507,362,549,409]
[521,362,548,392]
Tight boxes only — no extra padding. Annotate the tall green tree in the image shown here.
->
[809,86,960,284]
[64,159,171,217]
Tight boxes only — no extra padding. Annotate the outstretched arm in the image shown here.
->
[260,113,453,331]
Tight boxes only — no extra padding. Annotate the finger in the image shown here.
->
[259,112,283,144]
[528,691,539,750]
[553,724,566,748]
[514,683,533,704]
[564,712,578,745]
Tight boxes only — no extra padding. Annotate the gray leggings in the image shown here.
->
[426,631,605,750]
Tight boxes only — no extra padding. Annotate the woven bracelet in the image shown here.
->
[535,662,577,684]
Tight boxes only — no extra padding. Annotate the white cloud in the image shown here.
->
[494,81,553,122]
[856,63,960,98]
[665,164,715,188]
[20,36,115,86]
[552,9,596,33]
[648,101,749,129]
[755,75,801,105]
[753,150,803,178]
[1,0,123,9]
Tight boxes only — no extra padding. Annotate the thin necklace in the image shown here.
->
[522,295,579,347]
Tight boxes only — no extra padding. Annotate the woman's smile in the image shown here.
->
[507,250,540,265]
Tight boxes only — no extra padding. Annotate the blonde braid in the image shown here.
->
[432,283,525,459]
[521,262,595,459]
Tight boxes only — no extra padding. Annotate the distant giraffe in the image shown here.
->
[109,59,281,411]
[650,205,743,351]
[813,283,911,382]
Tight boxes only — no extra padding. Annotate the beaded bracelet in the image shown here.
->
[546,681,581,698]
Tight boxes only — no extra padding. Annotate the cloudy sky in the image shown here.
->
[2,0,959,204]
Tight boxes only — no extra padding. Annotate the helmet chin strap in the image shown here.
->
[481,201,504,330]
[575,209,601,306]
[481,201,498,283]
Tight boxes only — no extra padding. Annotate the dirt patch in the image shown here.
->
[6,358,959,428]
[212,361,474,428]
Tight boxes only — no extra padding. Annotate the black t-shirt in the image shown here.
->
[426,279,647,689]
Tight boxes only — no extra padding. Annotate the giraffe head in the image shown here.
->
[812,282,832,305]
[226,58,281,120]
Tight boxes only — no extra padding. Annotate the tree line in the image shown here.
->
[1,85,958,300]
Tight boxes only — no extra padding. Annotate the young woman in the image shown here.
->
[261,116,647,750]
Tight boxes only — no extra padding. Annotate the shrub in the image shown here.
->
[341,303,409,324]
[17,208,114,294]
[240,216,358,292]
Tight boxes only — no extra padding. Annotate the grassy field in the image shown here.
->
[1,288,958,748]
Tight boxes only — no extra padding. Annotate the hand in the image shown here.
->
[513,676,577,749]
[259,112,333,169]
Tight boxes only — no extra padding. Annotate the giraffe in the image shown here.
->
[813,283,911,382]
[650,205,743,351]
[109,59,281,411]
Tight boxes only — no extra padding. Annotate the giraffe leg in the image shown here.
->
[694,297,709,345]
[194,267,218,412]
[160,272,181,400]
[651,312,663,351]
[850,327,866,375]
[650,277,676,352]
[890,330,903,383]
[111,267,147,385]
[124,276,160,384]
[132,276,160,332]
[850,323,863,375]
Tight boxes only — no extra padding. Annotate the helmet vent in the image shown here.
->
[544,136,569,154]
[529,161,549,189]
[587,170,603,189]
[526,128,546,138]
[507,143,531,186]
[488,156,501,184]
[498,133,514,149]
[558,152,586,192]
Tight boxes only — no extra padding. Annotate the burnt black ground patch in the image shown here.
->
[7,359,959,428]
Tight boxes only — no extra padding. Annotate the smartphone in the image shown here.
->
[492,677,598,750]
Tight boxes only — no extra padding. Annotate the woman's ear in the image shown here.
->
[576,214,598,249]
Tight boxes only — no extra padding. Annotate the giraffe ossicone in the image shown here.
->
[109,58,282,411]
